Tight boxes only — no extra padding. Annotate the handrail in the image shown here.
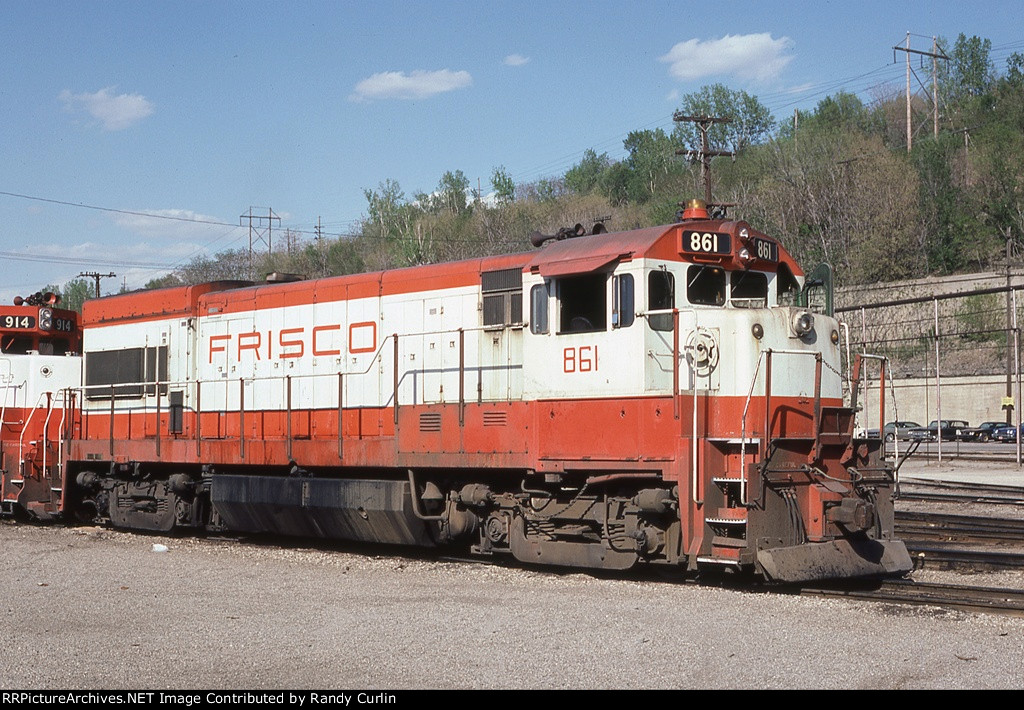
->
[739,348,838,506]
[41,391,55,479]
[18,391,50,468]
[0,380,25,438]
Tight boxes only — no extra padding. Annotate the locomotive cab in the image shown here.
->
[0,293,81,519]
[518,208,909,582]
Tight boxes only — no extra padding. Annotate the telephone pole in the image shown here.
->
[672,113,734,204]
[78,271,116,298]
[893,32,949,152]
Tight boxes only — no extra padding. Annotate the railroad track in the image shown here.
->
[896,510,1024,542]
[894,510,1024,570]
[897,481,1024,506]
[803,578,1024,617]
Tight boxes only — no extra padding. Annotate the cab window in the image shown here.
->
[730,271,768,308]
[777,263,801,306]
[530,284,549,334]
[687,265,725,306]
[612,274,634,328]
[558,273,606,333]
[648,270,674,332]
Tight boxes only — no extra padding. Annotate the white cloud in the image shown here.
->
[503,54,529,67]
[659,33,794,83]
[59,86,155,131]
[110,208,226,240]
[666,89,680,102]
[349,69,472,102]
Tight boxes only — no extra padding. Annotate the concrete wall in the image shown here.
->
[859,373,1019,429]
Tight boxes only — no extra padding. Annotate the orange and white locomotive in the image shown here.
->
[49,201,912,582]
[0,292,80,519]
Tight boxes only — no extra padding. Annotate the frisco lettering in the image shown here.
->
[208,321,377,363]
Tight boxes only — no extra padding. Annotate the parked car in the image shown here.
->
[993,424,1024,443]
[866,421,923,442]
[967,421,1006,442]
[908,420,971,442]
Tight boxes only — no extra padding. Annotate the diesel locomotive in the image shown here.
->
[3,200,912,582]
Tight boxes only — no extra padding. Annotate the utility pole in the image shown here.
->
[892,32,949,153]
[240,206,280,277]
[933,36,939,138]
[672,113,734,204]
[314,216,329,277]
[78,271,116,298]
[1008,228,1015,423]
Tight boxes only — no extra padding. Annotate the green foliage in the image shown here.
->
[564,149,613,196]
[41,279,93,314]
[490,165,515,205]
[672,83,775,152]
[144,274,182,290]
[939,34,996,110]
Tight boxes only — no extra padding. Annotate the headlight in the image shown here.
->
[39,307,53,330]
[791,310,814,337]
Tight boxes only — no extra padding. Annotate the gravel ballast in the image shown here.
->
[2,522,1023,690]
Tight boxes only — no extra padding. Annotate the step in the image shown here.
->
[696,555,742,567]
[710,535,748,549]
[715,507,747,520]
[705,517,747,526]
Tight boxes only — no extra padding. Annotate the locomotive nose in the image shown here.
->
[826,497,875,534]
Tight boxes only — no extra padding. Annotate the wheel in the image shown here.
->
[979,433,990,443]
[884,433,895,442]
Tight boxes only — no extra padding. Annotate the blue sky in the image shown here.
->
[2,1,1023,300]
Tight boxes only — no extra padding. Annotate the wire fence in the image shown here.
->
[836,280,1024,434]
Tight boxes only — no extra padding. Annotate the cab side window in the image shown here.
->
[530,284,549,334]
[648,270,674,332]
[613,274,634,328]
[558,273,607,333]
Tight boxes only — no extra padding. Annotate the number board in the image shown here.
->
[52,317,75,333]
[681,231,731,255]
[753,237,778,262]
[1,314,37,329]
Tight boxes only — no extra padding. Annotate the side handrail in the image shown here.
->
[18,391,50,469]
[639,307,706,505]
[739,348,834,506]
[0,380,26,437]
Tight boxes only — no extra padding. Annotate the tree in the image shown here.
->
[564,149,613,195]
[144,274,183,290]
[364,179,417,241]
[622,129,685,203]
[939,34,996,115]
[41,278,92,314]
[672,84,775,153]
[432,170,471,215]
[490,165,515,205]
